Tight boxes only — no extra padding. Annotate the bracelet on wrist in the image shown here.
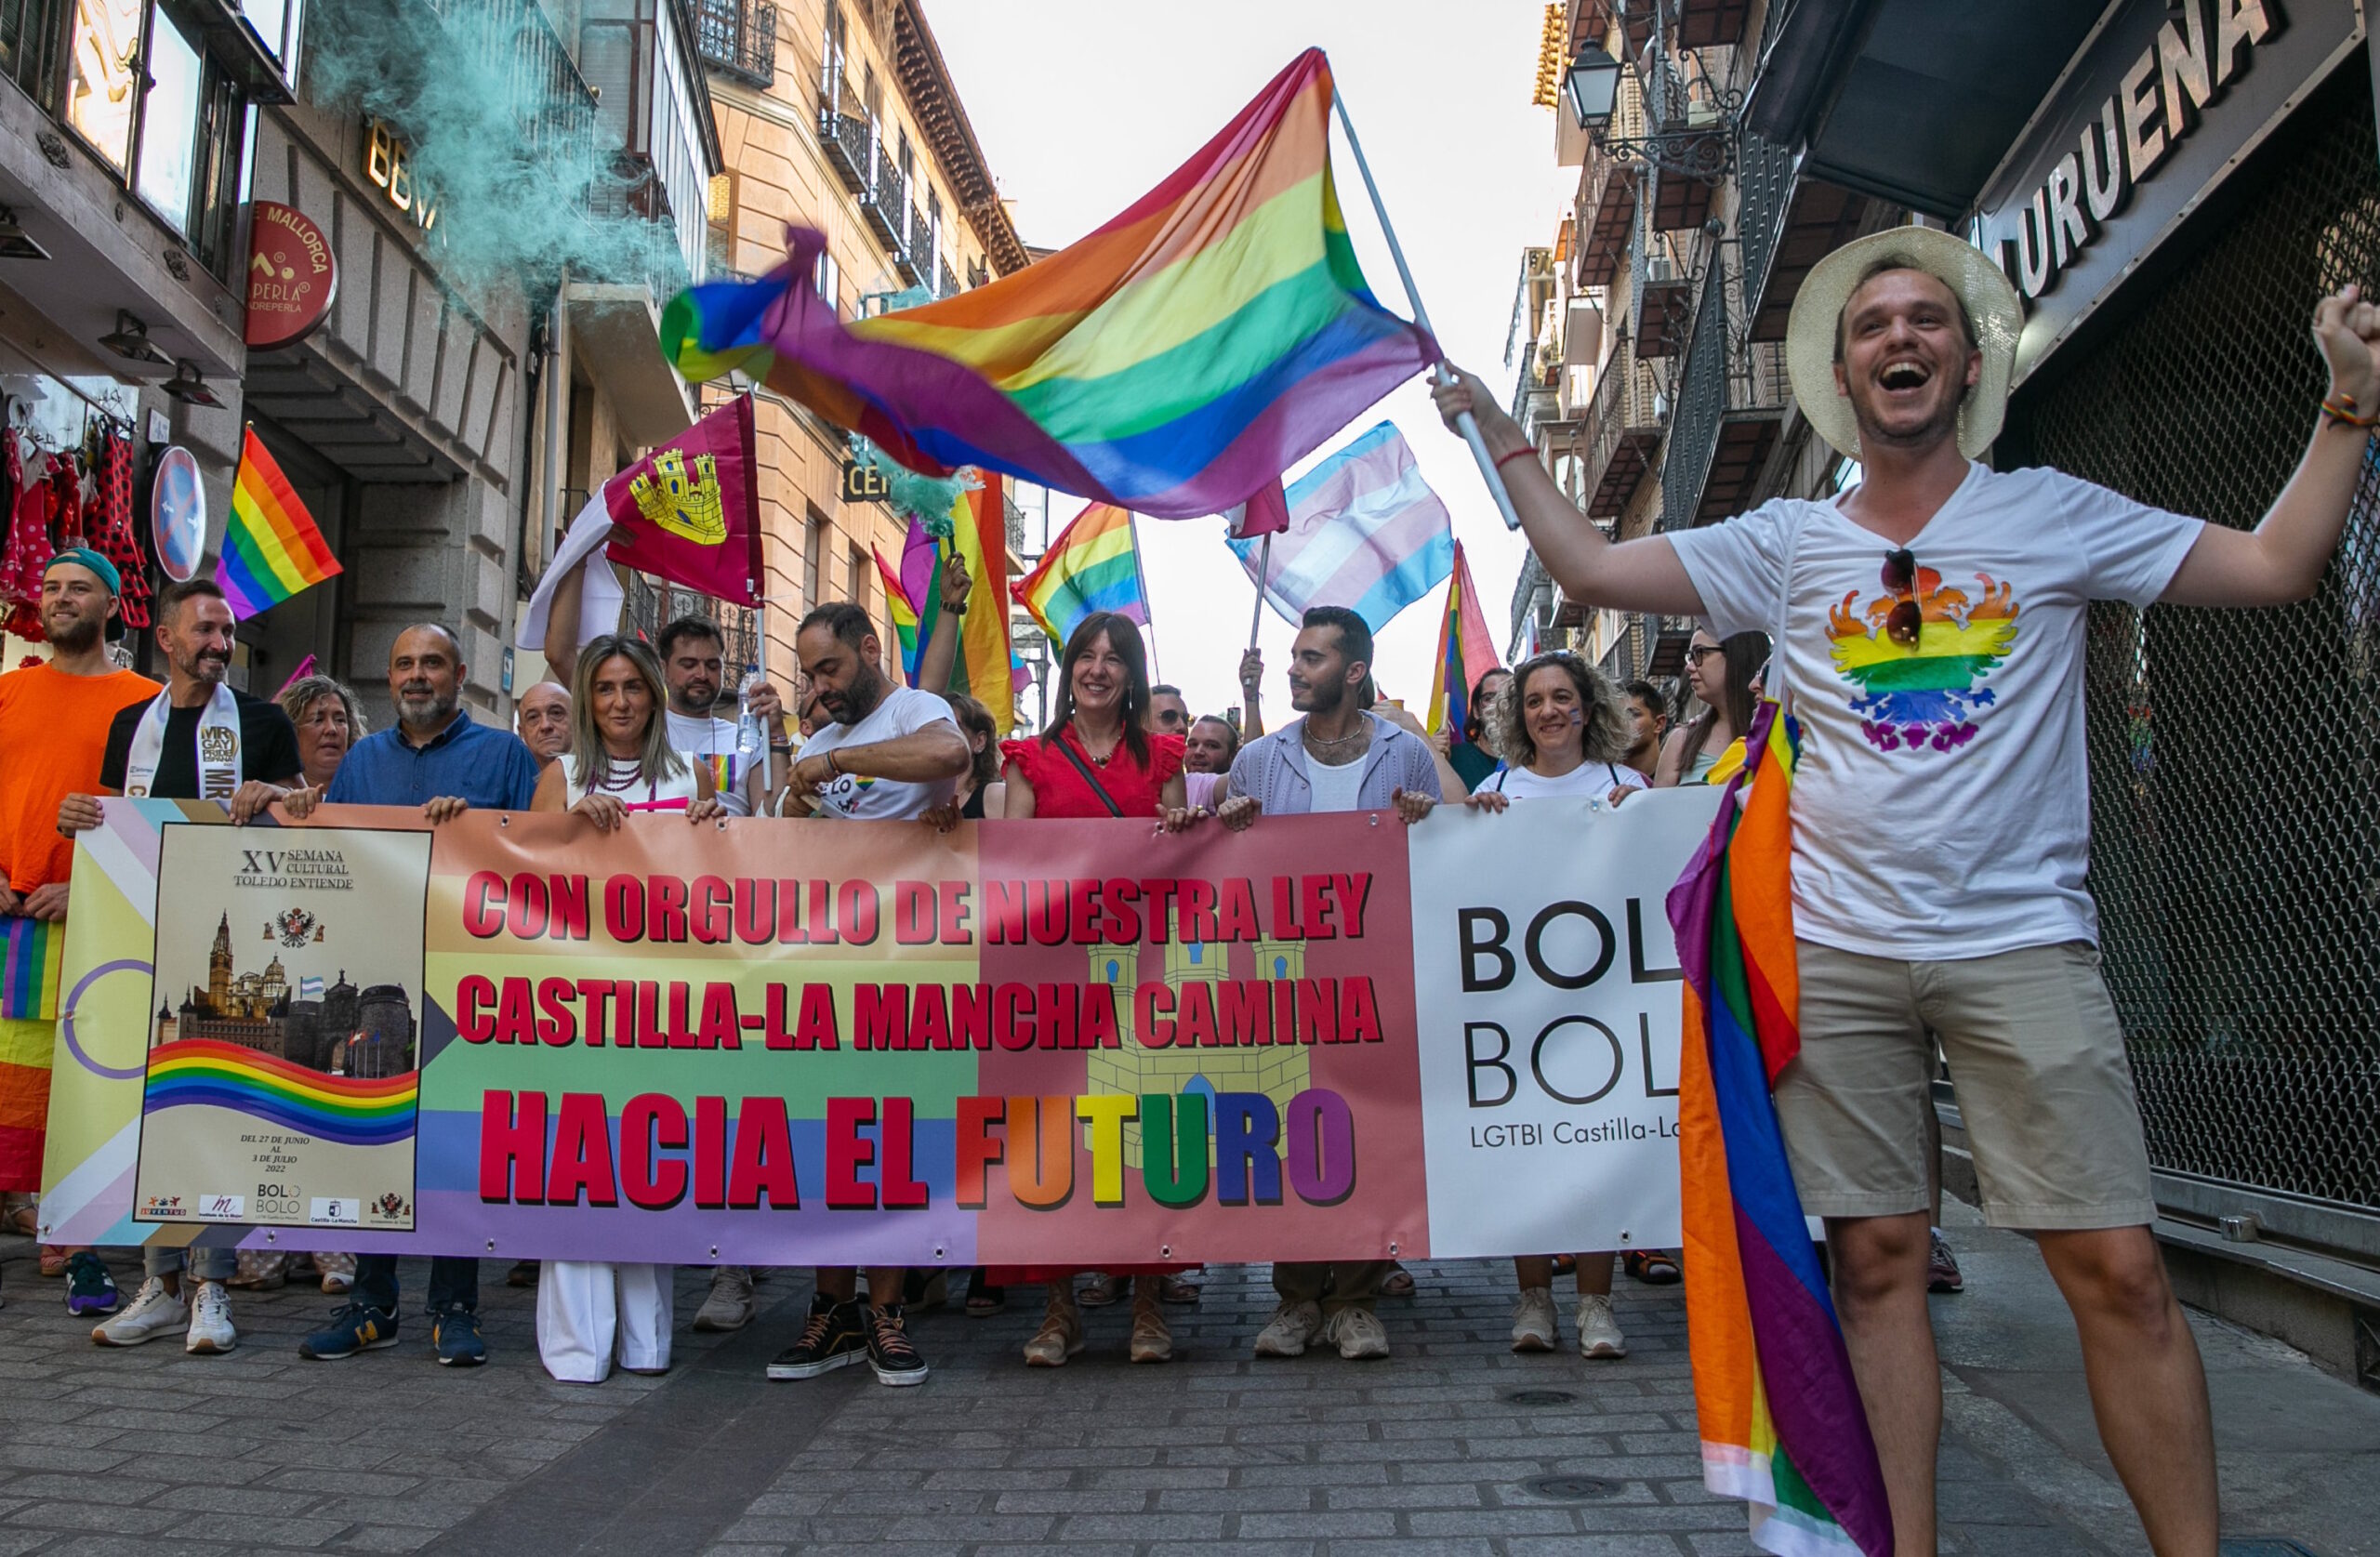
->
[2320,390,2379,429]
[1491,445,1537,472]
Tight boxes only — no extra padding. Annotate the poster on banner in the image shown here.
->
[40,796,1717,1262]
[1408,794,1716,1258]
[132,825,431,1231]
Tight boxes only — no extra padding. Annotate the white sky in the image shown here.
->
[926,1,1564,719]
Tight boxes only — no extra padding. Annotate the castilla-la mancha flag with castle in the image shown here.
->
[600,393,763,609]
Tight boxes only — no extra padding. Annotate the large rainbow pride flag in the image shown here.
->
[1668,703,1892,1557]
[218,429,340,619]
[661,49,1434,518]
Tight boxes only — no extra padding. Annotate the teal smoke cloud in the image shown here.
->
[306,0,685,297]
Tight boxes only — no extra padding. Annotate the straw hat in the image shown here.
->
[1785,226,2022,462]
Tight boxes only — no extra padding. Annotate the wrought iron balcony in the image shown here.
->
[1572,70,1646,288]
[817,59,870,191]
[894,204,930,283]
[862,152,907,251]
[1629,228,1696,357]
[939,257,960,298]
[1659,243,1789,533]
[695,0,776,86]
[427,0,600,163]
[1580,333,1667,521]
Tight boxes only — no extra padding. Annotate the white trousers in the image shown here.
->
[536,1261,673,1383]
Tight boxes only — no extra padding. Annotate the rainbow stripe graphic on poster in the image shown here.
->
[143,1040,418,1148]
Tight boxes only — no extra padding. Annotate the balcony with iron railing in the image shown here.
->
[895,205,930,283]
[939,257,961,299]
[427,0,601,163]
[1659,242,1789,533]
[695,0,776,86]
[863,150,908,251]
[1572,68,1647,288]
[1628,225,1698,357]
[816,57,871,191]
[1580,332,1667,521]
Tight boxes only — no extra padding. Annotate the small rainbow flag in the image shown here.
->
[876,482,1018,734]
[218,428,340,619]
[1,917,64,1022]
[660,49,1433,519]
[142,1038,417,1148]
[1669,703,1891,1557]
[1425,541,1500,742]
[1012,502,1148,648]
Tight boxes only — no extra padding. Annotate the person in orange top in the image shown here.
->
[0,550,158,1298]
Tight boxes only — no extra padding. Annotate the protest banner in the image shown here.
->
[39,791,1719,1266]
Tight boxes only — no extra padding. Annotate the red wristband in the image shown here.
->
[1492,446,1536,472]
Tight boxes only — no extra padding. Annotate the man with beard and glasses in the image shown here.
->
[762,602,969,1390]
[0,550,158,1307]
[1434,228,2380,1557]
[61,577,302,1354]
[1146,683,1190,736]
[283,622,540,1368]
[515,680,572,771]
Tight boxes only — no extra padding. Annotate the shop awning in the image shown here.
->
[1744,0,2105,218]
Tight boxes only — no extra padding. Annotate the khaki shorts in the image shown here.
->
[1776,940,2156,1231]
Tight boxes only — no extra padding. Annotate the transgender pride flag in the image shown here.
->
[1227,422,1453,634]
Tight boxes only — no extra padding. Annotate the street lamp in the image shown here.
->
[1564,43,1623,130]
[1562,40,1738,185]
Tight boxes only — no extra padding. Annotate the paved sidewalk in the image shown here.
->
[2,1215,2375,1555]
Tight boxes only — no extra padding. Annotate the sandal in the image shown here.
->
[964,1269,1004,1315]
[2,1194,36,1238]
[38,1244,70,1277]
[1624,1250,1682,1285]
[1379,1262,1415,1299]
[1157,1274,1200,1305]
[1078,1273,1125,1307]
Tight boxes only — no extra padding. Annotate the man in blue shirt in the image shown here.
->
[285,624,540,1367]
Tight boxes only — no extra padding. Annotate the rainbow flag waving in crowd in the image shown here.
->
[659,49,1434,518]
[1424,541,1499,740]
[218,429,340,619]
[1667,703,1892,1557]
[1012,502,1148,646]
[877,481,1020,735]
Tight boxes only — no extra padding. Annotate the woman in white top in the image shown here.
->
[1417,652,1641,1360]
[531,637,722,1383]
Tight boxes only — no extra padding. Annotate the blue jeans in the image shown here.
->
[353,1254,479,1314]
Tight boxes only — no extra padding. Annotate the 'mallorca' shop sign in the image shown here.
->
[1971,0,2360,385]
[245,202,337,352]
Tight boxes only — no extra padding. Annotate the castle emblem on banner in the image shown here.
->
[628,449,728,547]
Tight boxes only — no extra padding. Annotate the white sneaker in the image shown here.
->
[1576,1293,1627,1359]
[1252,1298,1323,1357]
[1510,1286,1558,1352]
[694,1266,756,1331]
[1323,1304,1390,1360]
[185,1280,237,1353]
[92,1276,186,1347]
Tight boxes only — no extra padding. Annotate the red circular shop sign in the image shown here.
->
[245,201,337,350]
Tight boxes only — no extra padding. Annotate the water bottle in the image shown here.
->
[734,670,767,775]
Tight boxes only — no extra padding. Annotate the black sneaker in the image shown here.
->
[765,1294,866,1380]
[866,1302,928,1387]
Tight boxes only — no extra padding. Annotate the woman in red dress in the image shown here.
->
[990,611,1192,1366]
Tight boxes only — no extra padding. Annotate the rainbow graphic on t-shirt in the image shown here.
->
[1828,565,2020,754]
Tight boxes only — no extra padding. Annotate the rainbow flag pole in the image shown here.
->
[1327,80,1522,534]
[217,428,341,619]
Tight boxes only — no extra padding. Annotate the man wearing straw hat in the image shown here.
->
[1435,228,2380,1554]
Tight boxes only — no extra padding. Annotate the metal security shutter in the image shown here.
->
[2013,72,2380,1218]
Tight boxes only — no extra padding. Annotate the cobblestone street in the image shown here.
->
[6,1212,2377,1556]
